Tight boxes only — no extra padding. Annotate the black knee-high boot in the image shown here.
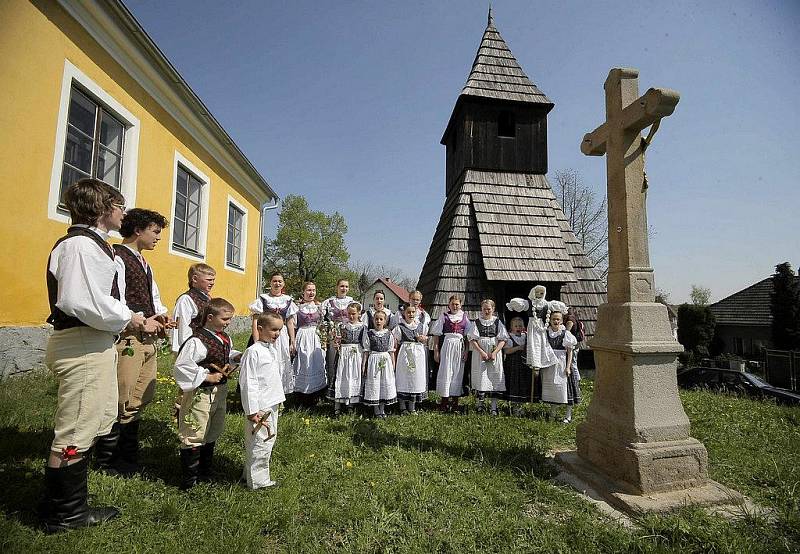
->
[179,447,201,490]
[40,458,119,533]
[115,420,140,476]
[93,423,120,474]
[198,442,215,482]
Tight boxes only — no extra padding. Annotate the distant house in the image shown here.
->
[709,278,776,356]
[361,278,411,314]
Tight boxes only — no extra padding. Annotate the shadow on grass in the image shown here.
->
[332,418,556,481]
[0,427,52,529]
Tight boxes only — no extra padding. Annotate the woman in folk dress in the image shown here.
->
[327,302,365,416]
[362,289,394,330]
[361,310,397,418]
[292,281,327,402]
[392,304,429,414]
[321,279,354,391]
[249,272,298,394]
[540,305,578,423]
[468,299,509,415]
[431,295,470,413]
[505,285,557,371]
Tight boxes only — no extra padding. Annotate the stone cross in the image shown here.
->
[556,68,740,514]
[581,68,679,304]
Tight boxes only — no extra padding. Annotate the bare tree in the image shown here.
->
[690,285,711,306]
[553,169,608,277]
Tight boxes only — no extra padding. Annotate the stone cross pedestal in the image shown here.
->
[556,68,741,514]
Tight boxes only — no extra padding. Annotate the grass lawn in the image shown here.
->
[1,333,798,553]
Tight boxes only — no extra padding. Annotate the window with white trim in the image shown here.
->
[226,202,245,269]
[59,86,125,204]
[49,60,140,223]
[172,164,205,255]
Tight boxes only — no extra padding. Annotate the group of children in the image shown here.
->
[40,178,584,533]
[248,276,584,425]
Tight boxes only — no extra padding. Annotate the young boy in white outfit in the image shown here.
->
[239,312,285,489]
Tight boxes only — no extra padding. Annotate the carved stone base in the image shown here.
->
[555,450,743,516]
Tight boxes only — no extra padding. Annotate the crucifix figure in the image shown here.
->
[556,68,741,513]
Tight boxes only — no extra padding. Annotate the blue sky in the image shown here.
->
[126,0,799,303]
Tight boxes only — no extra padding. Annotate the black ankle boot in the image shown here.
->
[198,442,215,482]
[115,420,140,476]
[93,423,120,475]
[179,447,201,490]
[40,458,119,533]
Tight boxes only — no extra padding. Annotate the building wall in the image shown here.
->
[0,0,264,328]
[714,324,771,357]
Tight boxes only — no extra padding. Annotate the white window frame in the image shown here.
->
[169,151,210,261]
[224,195,248,273]
[48,59,140,224]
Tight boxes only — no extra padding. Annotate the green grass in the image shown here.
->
[0,333,798,553]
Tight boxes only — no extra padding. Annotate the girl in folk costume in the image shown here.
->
[506,285,558,371]
[431,295,471,412]
[292,282,327,402]
[468,299,509,416]
[563,313,584,412]
[362,289,395,330]
[391,290,430,328]
[392,304,429,414]
[503,317,531,416]
[249,273,298,395]
[361,311,397,418]
[321,279,354,392]
[327,302,366,416]
[540,302,579,423]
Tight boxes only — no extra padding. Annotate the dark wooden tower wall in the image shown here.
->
[444,99,550,195]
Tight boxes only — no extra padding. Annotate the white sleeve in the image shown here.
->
[563,330,578,350]
[389,310,401,329]
[467,321,480,341]
[429,314,445,336]
[506,298,530,312]
[362,330,371,351]
[173,338,209,391]
[239,347,268,415]
[496,320,509,341]
[53,239,132,333]
[150,269,168,316]
[171,295,196,353]
[360,312,369,326]
[249,296,264,314]
[286,300,299,319]
[391,326,402,343]
[389,333,396,352]
[420,322,429,336]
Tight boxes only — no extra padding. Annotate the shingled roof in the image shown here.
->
[460,9,553,106]
[709,278,774,326]
[417,170,605,336]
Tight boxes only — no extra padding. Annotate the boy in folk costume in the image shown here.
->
[174,298,241,489]
[170,263,216,417]
[93,209,173,477]
[240,312,285,489]
[171,263,216,353]
[40,179,156,532]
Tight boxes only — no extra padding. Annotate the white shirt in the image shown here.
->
[114,244,168,317]
[48,226,132,333]
[173,331,240,391]
[239,341,286,415]
[249,294,298,319]
[171,290,208,353]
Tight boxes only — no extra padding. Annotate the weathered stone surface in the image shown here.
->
[0,326,51,378]
[556,451,743,515]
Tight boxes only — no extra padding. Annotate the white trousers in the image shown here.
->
[243,404,279,489]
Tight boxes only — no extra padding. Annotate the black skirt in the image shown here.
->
[504,351,533,402]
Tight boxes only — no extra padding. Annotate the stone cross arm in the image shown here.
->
[581,84,680,156]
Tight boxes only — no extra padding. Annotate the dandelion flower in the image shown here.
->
[345,461,353,469]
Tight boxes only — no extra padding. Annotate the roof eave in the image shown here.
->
[58,0,278,204]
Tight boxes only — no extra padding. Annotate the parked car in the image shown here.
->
[677,366,800,406]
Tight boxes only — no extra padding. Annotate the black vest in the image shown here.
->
[185,327,231,387]
[46,226,120,330]
[367,330,392,353]
[397,320,424,343]
[113,244,155,317]
[547,329,566,351]
[183,288,210,331]
[475,318,500,338]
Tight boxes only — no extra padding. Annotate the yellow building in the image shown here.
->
[0,0,278,374]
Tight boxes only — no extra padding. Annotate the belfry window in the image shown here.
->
[498,111,515,137]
